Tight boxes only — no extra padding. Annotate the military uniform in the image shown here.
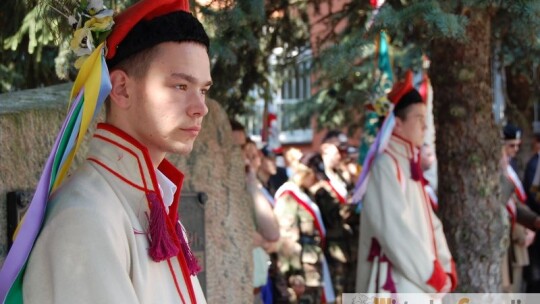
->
[274,181,335,303]
[310,181,356,298]
[501,163,536,292]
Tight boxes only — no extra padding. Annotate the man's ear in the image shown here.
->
[109,69,132,109]
[394,116,403,133]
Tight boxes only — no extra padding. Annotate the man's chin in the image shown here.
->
[169,144,194,155]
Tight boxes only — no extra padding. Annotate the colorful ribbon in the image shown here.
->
[0,43,111,303]
[353,112,396,212]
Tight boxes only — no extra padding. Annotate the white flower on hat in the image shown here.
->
[71,27,94,56]
[87,0,104,15]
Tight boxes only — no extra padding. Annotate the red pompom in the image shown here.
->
[387,70,414,105]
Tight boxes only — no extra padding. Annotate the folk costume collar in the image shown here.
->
[88,123,201,275]
[89,123,185,214]
[387,133,417,160]
[387,134,424,182]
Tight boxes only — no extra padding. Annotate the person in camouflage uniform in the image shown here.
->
[274,154,335,303]
[303,153,356,302]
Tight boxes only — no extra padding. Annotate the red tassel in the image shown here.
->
[147,192,180,261]
[176,222,202,275]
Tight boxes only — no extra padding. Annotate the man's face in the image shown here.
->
[394,103,427,148]
[321,143,341,169]
[125,42,212,157]
[260,154,277,176]
[504,139,521,158]
[243,142,261,171]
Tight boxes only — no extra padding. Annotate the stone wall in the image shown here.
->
[0,83,254,302]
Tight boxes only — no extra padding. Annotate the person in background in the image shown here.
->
[284,147,304,178]
[320,131,360,294]
[500,125,537,292]
[320,131,354,204]
[500,131,540,293]
[274,153,336,303]
[269,147,291,194]
[303,153,356,302]
[230,119,248,147]
[523,134,540,292]
[242,139,281,303]
[356,72,457,295]
[230,119,280,303]
[503,124,523,174]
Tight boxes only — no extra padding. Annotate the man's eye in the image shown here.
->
[175,84,187,90]
[201,88,209,95]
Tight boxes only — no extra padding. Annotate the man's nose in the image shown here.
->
[187,91,209,118]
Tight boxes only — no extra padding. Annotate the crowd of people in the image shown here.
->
[233,72,540,304]
[231,121,359,303]
[502,124,540,293]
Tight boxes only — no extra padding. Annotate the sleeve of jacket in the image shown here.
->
[23,202,137,304]
[516,202,539,231]
[363,154,447,293]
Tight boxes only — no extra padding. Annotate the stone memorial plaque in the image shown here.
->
[178,191,207,295]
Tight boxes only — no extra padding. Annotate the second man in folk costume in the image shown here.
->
[356,72,457,294]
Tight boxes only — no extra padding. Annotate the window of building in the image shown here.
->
[243,50,313,145]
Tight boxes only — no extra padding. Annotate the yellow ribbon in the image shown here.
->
[51,43,105,191]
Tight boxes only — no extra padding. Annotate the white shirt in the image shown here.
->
[156,169,177,214]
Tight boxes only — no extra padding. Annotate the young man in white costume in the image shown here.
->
[356,72,457,294]
[22,0,211,303]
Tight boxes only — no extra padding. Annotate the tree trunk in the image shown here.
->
[429,8,508,292]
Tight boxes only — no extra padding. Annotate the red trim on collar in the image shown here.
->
[92,133,151,192]
[96,123,186,220]
[390,133,415,156]
[97,123,151,156]
[88,157,147,192]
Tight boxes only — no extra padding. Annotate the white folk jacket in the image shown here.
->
[356,134,457,294]
[23,124,206,304]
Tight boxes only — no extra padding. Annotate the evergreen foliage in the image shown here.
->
[0,0,60,92]
[197,0,311,117]
[293,0,540,131]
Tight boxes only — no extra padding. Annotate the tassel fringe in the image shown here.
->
[176,222,202,275]
[147,192,180,262]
